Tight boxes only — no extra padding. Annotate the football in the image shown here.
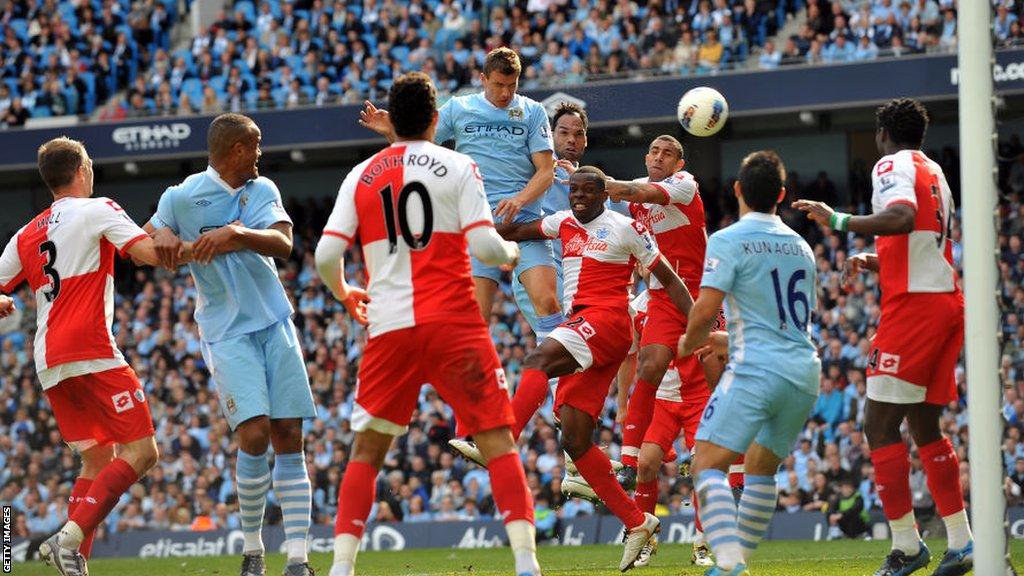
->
[677,87,729,137]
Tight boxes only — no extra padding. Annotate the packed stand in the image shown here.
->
[1,139,1022,543]
[761,0,966,70]
[0,0,181,127]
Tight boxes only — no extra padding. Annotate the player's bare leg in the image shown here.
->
[518,264,563,336]
[43,436,158,576]
[270,418,314,575]
[474,277,500,322]
[332,429,394,576]
[475,426,542,576]
[235,417,275,576]
[619,344,673,488]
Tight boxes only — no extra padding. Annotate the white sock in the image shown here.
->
[285,538,308,565]
[693,530,706,546]
[243,532,264,555]
[505,519,539,575]
[332,533,360,567]
[59,521,84,549]
[889,512,921,555]
[942,510,973,551]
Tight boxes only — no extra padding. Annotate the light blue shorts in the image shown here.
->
[201,318,316,430]
[471,210,554,284]
[695,369,818,459]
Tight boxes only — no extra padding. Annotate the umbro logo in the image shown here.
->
[194,199,212,207]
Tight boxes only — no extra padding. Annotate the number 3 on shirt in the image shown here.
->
[378,181,434,254]
[39,240,61,302]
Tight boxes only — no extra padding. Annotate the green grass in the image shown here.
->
[15,539,1022,575]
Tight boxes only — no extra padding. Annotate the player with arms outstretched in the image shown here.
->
[682,150,820,576]
[498,166,693,572]
[0,138,180,576]
[795,98,972,576]
[314,72,541,576]
[145,114,317,576]
[359,48,561,338]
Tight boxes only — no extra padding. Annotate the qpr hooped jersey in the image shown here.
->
[628,170,706,293]
[541,209,661,313]
[870,150,959,306]
[628,290,683,402]
[0,197,148,389]
[322,141,494,337]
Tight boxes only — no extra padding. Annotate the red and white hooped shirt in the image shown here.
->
[0,196,148,389]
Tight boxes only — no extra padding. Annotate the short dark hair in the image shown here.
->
[388,72,437,138]
[37,137,86,192]
[738,150,786,212]
[652,135,683,160]
[483,47,522,76]
[208,113,258,158]
[573,165,607,191]
[552,102,588,131]
[876,98,929,148]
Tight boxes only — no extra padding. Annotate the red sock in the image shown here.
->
[487,452,534,524]
[335,461,377,537]
[575,445,645,529]
[69,478,95,558]
[69,459,137,536]
[728,455,746,489]
[918,438,965,517]
[871,442,913,520]
[511,369,550,439]
[633,479,658,514]
[621,380,657,467]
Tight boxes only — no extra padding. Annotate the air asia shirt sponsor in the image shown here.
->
[112,123,192,152]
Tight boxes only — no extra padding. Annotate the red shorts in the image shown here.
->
[866,293,964,406]
[643,397,707,461]
[355,321,514,437]
[551,307,632,420]
[640,290,725,350]
[45,366,155,451]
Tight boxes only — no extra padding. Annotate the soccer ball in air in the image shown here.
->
[677,87,729,137]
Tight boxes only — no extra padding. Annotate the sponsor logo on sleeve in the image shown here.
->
[494,369,508,390]
[878,353,901,374]
[876,160,894,175]
[704,257,720,273]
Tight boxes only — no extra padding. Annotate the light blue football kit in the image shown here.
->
[695,212,821,459]
[436,92,555,284]
[150,166,315,430]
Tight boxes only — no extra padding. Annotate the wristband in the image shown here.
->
[830,212,851,232]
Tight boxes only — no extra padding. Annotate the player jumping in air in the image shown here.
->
[681,150,821,576]
[497,166,693,572]
[315,72,541,576]
[358,48,562,339]
[146,114,317,576]
[0,138,181,576]
[795,98,972,576]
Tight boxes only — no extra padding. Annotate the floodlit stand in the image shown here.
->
[958,1,1008,574]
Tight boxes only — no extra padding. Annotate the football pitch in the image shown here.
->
[14,539,1022,576]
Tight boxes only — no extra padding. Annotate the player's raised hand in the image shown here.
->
[152,227,184,270]
[359,100,394,139]
[0,295,15,319]
[342,286,370,325]
[694,330,728,362]
[792,199,835,228]
[499,241,521,273]
[494,196,524,224]
[555,159,577,185]
[841,253,877,288]
[193,221,243,265]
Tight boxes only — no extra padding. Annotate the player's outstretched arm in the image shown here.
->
[467,225,521,268]
[494,220,546,243]
[359,100,397,144]
[605,180,671,205]
[314,234,369,325]
[494,151,556,224]
[649,257,694,316]
[143,222,185,269]
[678,287,727,358]
[192,221,293,264]
[792,200,915,236]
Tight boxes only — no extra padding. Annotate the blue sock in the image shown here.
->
[236,449,271,554]
[535,312,565,340]
[737,474,777,562]
[273,452,311,564]
[696,469,744,570]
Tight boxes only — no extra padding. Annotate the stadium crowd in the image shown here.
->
[0,0,1004,127]
[1,135,1022,545]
